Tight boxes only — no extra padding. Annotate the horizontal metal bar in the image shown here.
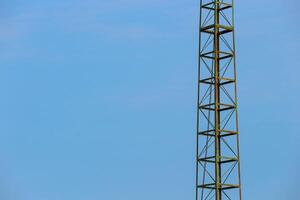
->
[222,184,240,190]
[219,4,232,11]
[201,2,232,11]
[200,24,233,35]
[199,77,235,85]
[198,129,238,137]
[219,105,236,111]
[199,77,214,84]
[198,156,238,164]
[197,183,240,190]
[220,131,239,137]
[199,103,236,111]
[220,78,235,85]
[200,51,234,60]
[198,183,215,189]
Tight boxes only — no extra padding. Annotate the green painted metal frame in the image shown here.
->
[195,1,242,200]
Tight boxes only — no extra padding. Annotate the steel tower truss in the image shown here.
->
[195,1,242,200]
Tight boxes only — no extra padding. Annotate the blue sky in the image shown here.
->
[0,0,299,199]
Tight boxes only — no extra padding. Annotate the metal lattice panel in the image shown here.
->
[195,1,242,200]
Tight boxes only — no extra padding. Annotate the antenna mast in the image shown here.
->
[195,1,242,199]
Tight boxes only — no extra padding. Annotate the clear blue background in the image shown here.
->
[0,0,298,199]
